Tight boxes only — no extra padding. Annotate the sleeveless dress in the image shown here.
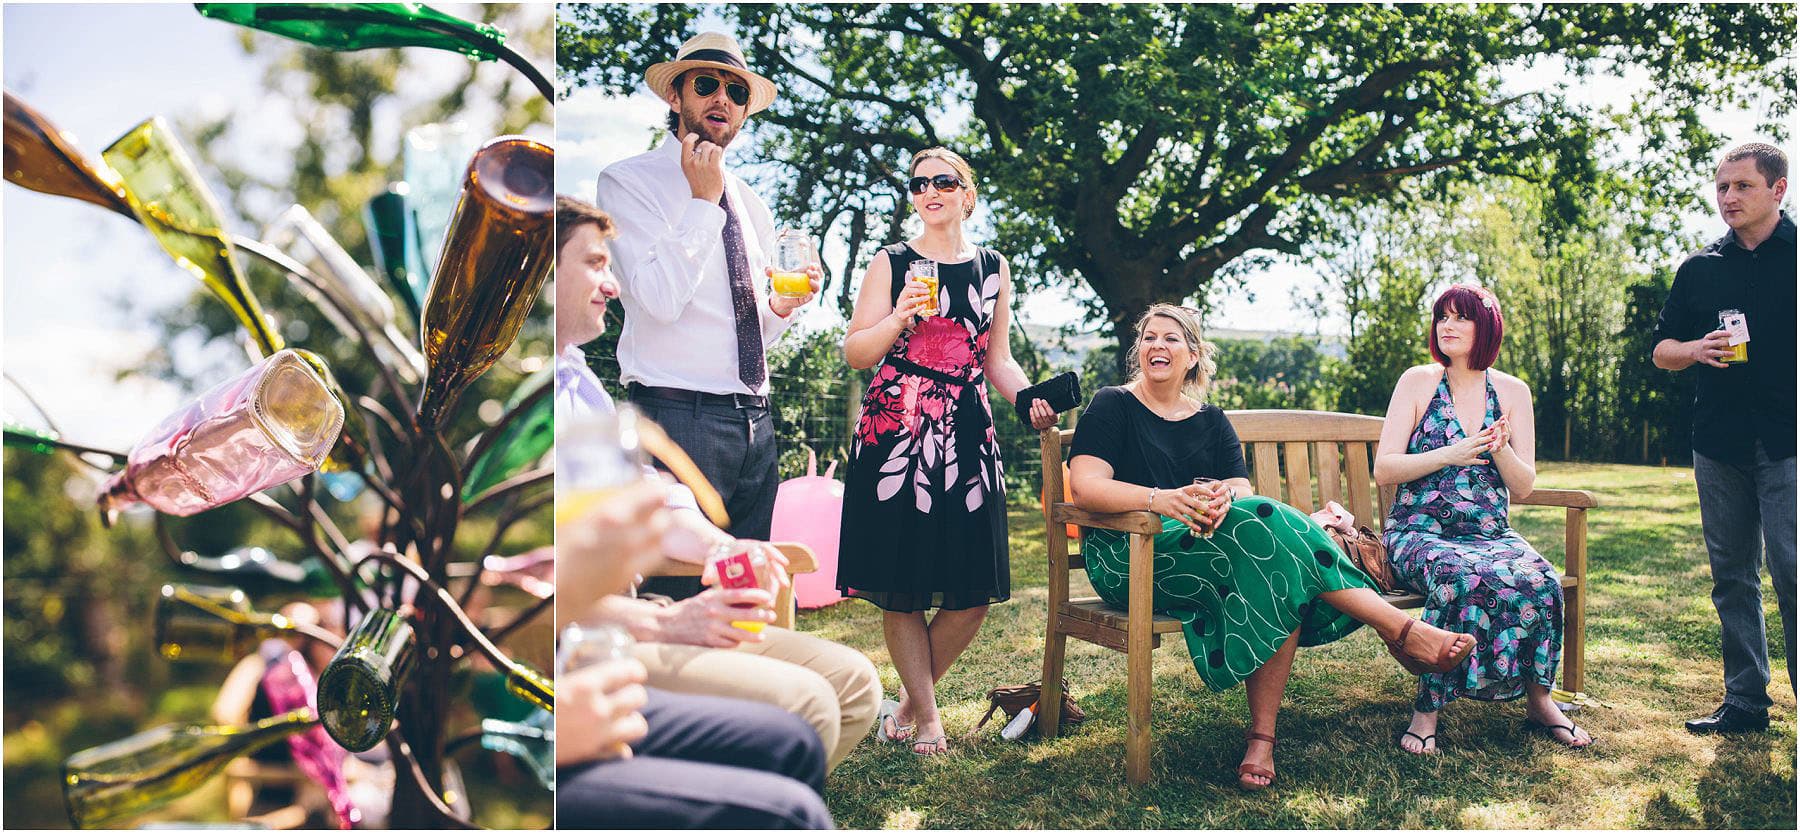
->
[836,243,1008,612]
[1384,371,1564,713]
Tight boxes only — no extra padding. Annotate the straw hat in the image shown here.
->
[643,32,778,115]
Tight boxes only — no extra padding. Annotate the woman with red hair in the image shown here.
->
[1374,284,1594,754]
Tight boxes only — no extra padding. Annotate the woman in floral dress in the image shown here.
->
[837,147,1056,756]
[1375,283,1594,753]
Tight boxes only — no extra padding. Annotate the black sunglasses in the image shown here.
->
[688,74,750,107]
[907,174,965,195]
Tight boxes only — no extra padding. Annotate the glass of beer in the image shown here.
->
[771,228,815,299]
[1718,308,1749,364]
[1191,477,1222,538]
[554,406,648,527]
[909,259,940,315]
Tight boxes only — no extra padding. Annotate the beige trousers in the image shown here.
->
[634,626,881,771]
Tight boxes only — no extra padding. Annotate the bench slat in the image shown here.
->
[1345,442,1374,528]
[1316,441,1343,508]
[1283,441,1313,512]
[1252,442,1280,500]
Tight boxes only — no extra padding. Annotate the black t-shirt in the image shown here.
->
[1653,212,1797,464]
[1069,386,1250,489]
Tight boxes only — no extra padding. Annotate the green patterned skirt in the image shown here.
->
[1083,495,1375,691]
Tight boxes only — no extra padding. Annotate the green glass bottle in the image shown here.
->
[316,608,416,752]
[415,136,553,430]
[3,91,134,218]
[195,3,509,60]
[479,712,553,790]
[3,419,60,455]
[101,116,283,358]
[153,584,300,664]
[462,365,552,501]
[172,547,346,599]
[363,184,430,324]
[62,707,316,829]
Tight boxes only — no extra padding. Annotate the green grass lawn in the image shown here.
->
[805,463,1796,829]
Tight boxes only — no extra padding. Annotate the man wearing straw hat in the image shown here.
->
[596,30,816,555]
[594,35,878,773]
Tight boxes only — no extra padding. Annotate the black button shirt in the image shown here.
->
[1653,212,1796,464]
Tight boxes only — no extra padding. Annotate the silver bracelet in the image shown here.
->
[1147,487,1159,513]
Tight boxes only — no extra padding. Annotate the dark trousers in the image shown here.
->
[1694,442,1797,714]
[556,688,831,829]
[632,391,779,599]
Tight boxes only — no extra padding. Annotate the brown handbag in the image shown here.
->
[975,679,1085,735]
[1329,525,1399,594]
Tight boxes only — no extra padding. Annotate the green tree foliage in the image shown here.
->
[559,2,1793,358]
[1210,336,1336,412]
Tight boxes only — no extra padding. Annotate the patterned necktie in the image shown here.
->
[719,192,766,390]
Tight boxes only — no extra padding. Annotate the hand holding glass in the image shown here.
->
[771,229,815,298]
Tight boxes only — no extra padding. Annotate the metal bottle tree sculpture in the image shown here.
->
[4,5,555,828]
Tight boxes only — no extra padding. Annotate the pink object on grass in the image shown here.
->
[771,449,847,609]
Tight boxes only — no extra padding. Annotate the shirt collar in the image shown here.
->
[1723,211,1794,251]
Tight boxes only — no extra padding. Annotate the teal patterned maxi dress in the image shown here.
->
[1383,371,1563,713]
[1073,387,1376,692]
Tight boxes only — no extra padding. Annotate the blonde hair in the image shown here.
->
[909,146,978,220]
[1124,303,1215,403]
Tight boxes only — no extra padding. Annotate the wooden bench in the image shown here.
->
[1035,410,1597,785]
[645,542,819,630]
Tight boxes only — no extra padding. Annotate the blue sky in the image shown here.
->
[3,2,548,450]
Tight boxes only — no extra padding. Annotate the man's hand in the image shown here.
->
[655,588,776,647]
[1690,329,1734,369]
[681,132,725,204]
[553,658,650,766]
[768,263,823,318]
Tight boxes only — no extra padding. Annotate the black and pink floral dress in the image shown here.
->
[837,243,1008,612]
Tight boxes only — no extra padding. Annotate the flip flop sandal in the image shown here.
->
[1528,720,1593,749]
[1399,730,1439,755]
[874,698,915,743]
[911,735,949,756]
[1236,731,1277,791]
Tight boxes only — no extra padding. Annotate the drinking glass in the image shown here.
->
[909,259,940,315]
[1191,477,1222,538]
[771,229,815,298]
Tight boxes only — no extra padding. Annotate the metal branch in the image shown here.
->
[357,550,547,697]
[152,514,344,649]
[463,468,551,516]
[487,593,552,647]
[385,732,483,830]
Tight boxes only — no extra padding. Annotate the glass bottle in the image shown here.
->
[316,608,417,752]
[62,707,317,829]
[363,184,430,324]
[3,419,60,455]
[153,584,301,664]
[98,349,344,518]
[101,116,283,358]
[264,204,427,382]
[3,91,133,218]
[172,546,345,599]
[478,712,553,791]
[194,3,510,60]
[415,136,553,429]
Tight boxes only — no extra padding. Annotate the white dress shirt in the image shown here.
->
[594,136,796,396]
[554,343,699,514]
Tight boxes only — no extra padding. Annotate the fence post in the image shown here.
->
[1642,419,1649,464]
[1563,414,1572,461]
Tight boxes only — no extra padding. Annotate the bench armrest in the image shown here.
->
[1051,503,1162,535]
[1513,488,1599,509]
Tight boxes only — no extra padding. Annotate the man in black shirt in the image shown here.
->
[1653,142,1795,734]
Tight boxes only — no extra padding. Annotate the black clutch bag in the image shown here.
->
[1015,371,1082,427]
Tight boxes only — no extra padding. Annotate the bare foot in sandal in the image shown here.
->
[1526,689,1593,748]
[1398,710,1440,755]
[1384,618,1476,676]
[1237,731,1276,790]
[912,716,949,756]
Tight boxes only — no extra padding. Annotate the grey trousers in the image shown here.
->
[1694,442,1796,714]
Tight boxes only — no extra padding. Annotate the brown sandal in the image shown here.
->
[1236,731,1276,791]
[1385,618,1476,676]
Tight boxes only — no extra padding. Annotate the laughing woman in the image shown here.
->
[836,147,1057,757]
[1069,304,1477,790]
[1375,283,1592,754]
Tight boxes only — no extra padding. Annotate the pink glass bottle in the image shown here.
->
[260,641,360,829]
[99,349,343,517]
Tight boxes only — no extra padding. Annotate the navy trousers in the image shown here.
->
[555,688,831,829]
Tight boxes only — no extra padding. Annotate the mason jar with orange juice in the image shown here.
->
[771,228,815,299]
